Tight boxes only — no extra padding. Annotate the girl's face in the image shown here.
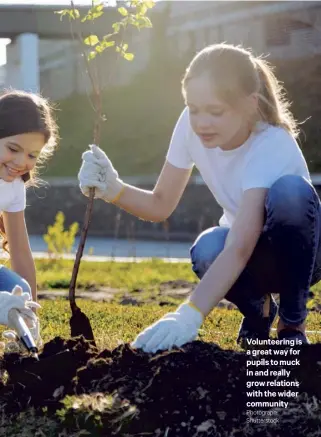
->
[185,73,257,150]
[0,132,45,182]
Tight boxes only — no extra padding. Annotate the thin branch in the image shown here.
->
[70,0,102,143]
[67,0,131,312]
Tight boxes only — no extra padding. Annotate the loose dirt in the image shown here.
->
[1,336,320,436]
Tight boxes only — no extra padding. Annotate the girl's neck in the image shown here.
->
[219,123,252,151]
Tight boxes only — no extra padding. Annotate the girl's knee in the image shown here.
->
[267,175,319,226]
[0,266,31,297]
[190,226,229,278]
[19,279,32,298]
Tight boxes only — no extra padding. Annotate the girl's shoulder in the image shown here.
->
[0,177,24,189]
[12,177,26,193]
[174,106,195,143]
[251,122,298,150]
[178,106,191,132]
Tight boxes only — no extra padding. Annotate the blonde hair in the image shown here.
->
[181,43,299,138]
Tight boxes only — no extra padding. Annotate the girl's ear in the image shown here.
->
[243,93,259,127]
[248,92,259,112]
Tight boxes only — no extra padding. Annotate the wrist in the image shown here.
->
[107,180,126,204]
[187,301,204,320]
[177,301,204,326]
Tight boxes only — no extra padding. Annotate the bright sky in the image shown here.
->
[0,41,8,66]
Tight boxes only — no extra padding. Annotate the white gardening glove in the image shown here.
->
[131,302,204,353]
[78,144,125,203]
[0,285,40,326]
[0,286,42,353]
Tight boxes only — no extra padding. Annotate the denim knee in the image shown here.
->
[266,175,319,227]
[0,265,32,298]
[19,279,32,297]
[190,227,229,279]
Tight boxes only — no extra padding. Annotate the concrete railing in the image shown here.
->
[25,173,321,241]
[42,173,321,187]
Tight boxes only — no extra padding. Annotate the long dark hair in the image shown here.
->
[0,90,59,254]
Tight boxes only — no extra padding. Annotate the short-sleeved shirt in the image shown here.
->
[0,177,26,214]
[166,107,310,227]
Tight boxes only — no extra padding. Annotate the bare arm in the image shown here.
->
[3,211,37,301]
[114,161,193,222]
[189,188,268,317]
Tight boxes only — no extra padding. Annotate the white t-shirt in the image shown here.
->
[166,107,311,227]
[0,177,26,213]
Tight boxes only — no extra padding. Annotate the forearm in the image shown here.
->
[112,183,167,222]
[11,254,37,301]
[189,246,248,317]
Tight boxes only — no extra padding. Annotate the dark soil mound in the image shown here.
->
[0,338,321,436]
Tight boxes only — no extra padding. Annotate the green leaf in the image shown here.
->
[112,22,121,32]
[137,4,147,15]
[128,15,141,28]
[128,14,136,24]
[118,7,128,16]
[84,35,100,46]
[122,43,128,52]
[54,9,68,21]
[144,1,155,8]
[81,4,104,22]
[138,16,152,28]
[88,51,97,60]
[95,4,104,12]
[95,45,104,54]
[123,52,134,61]
[92,11,104,19]
[103,41,115,48]
[72,9,80,19]
[55,9,80,21]
[95,40,115,53]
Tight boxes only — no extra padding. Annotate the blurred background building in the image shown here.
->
[1,1,320,100]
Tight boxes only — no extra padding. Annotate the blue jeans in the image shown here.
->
[0,265,31,297]
[190,175,321,326]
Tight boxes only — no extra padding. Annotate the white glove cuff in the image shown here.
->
[101,178,125,203]
[176,302,204,328]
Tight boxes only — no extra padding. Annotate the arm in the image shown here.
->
[79,108,193,222]
[3,211,37,302]
[189,187,268,316]
[114,161,192,222]
[131,188,269,353]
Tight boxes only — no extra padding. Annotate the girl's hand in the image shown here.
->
[0,285,40,326]
[131,302,204,353]
[78,144,125,203]
[1,286,43,353]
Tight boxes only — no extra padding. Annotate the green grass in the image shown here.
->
[0,300,320,353]
[1,257,320,349]
[32,258,197,290]
[32,258,321,309]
